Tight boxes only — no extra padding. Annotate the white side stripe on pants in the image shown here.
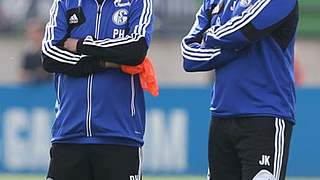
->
[207,167,211,180]
[273,118,285,180]
[138,148,142,180]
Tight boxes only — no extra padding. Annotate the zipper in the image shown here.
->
[95,1,104,38]
[131,75,136,117]
[85,0,106,137]
[57,75,61,104]
[86,74,93,137]
[55,75,62,118]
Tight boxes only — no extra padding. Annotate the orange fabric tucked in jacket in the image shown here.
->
[120,57,159,96]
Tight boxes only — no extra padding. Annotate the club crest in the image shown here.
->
[112,9,129,26]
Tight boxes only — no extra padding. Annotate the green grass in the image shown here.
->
[0,175,318,180]
[0,175,202,180]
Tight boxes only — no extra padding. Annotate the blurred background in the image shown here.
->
[0,0,319,179]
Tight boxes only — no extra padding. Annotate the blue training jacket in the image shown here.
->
[42,0,153,146]
[181,0,298,122]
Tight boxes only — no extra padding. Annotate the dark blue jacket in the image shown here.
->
[42,0,153,146]
[181,0,298,122]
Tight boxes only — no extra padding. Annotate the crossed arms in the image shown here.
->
[41,0,153,77]
[181,0,298,72]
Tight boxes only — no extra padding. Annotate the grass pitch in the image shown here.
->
[0,175,201,180]
[0,175,318,180]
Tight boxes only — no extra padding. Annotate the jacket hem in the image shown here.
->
[51,135,143,147]
[211,112,295,124]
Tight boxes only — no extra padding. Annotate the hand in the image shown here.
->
[104,61,120,68]
[64,38,79,53]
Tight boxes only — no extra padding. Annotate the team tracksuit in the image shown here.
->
[181,0,298,122]
[181,0,298,179]
[42,0,153,147]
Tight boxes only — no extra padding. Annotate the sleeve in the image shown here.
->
[76,0,154,66]
[42,55,106,77]
[204,0,298,49]
[183,43,239,72]
[181,3,239,72]
[41,0,105,75]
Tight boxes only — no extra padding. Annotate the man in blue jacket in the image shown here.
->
[181,0,298,179]
[41,0,153,179]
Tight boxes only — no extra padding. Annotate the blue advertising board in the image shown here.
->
[0,84,319,176]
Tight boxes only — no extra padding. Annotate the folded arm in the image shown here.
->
[76,0,153,66]
[41,0,105,77]
[204,0,298,49]
[181,3,239,72]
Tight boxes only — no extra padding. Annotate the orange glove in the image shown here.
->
[121,57,159,96]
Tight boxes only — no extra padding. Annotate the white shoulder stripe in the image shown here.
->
[214,0,265,35]
[142,0,152,36]
[138,0,150,35]
[208,0,271,39]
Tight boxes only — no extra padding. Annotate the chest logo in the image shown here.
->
[69,14,79,24]
[112,9,129,26]
[240,0,252,8]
